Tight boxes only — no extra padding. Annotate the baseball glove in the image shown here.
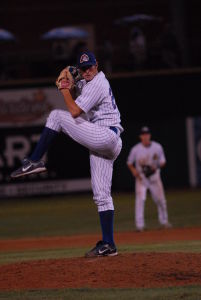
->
[142,165,156,178]
[56,66,82,90]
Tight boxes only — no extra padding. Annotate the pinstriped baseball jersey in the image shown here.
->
[45,68,123,212]
[127,140,170,229]
[127,141,166,176]
[75,71,123,132]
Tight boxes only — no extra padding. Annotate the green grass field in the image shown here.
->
[0,188,201,239]
[1,286,201,300]
[0,188,201,299]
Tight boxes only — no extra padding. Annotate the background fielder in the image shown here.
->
[11,51,123,257]
[127,126,171,231]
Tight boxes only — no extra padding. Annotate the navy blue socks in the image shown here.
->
[99,210,115,246]
[30,127,58,162]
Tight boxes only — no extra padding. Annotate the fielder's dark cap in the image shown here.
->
[77,51,96,68]
[140,126,151,134]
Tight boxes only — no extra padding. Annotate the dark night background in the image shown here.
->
[0,0,201,192]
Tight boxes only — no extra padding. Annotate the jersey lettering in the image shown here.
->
[109,87,116,109]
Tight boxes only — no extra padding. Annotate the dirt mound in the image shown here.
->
[0,253,201,290]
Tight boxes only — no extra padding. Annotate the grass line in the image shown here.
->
[0,240,201,266]
[1,286,201,300]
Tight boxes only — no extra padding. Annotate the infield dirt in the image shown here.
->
[0,227,201,290]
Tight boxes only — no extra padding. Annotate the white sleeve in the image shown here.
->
[75,82,102,113]
[127,147,136,165]
[158,145,166,164]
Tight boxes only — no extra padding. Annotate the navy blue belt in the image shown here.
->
[109,126,118,134]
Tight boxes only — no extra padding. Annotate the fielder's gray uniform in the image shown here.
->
[127,141,169,230]
[46,71,123,211]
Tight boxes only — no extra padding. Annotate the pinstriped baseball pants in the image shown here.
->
[46,109,122,212]
[135,177,169,229]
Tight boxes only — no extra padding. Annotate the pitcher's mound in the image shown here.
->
[1,252,201,290]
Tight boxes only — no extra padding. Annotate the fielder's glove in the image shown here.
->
[56,66,82,90]
[142,165,156,178]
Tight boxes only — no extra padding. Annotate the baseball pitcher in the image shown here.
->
[127,126,171,231]
[11,51,123,257]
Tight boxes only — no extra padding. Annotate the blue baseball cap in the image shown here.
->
[77,51,96,68]
[140,126,151,134]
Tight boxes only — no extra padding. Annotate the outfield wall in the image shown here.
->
[0,70,200,197]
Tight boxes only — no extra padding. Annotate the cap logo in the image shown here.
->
[80,54,89,64]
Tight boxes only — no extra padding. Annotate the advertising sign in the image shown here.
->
[0,86,91,198]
